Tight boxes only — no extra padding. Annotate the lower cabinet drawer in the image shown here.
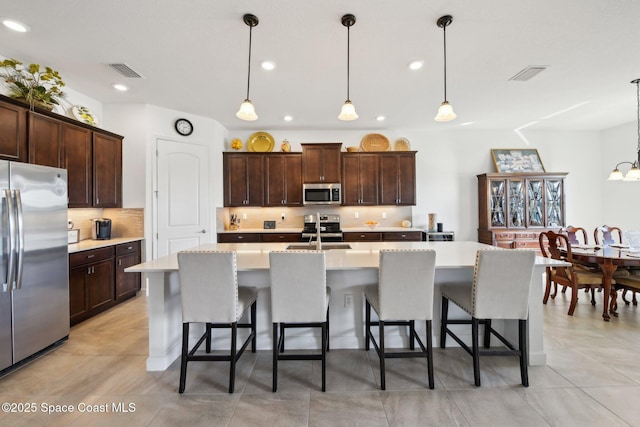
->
[261,233,302,242]
[514,240,540,249]
[344,232,382,242]
[217,233,261,243]
[69,246,115,268]
[383,231,422,241]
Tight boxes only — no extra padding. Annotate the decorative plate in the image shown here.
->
[247,132,275,152]
[71,105,100,127]
[360,133,390,151]
[394,137,411,151]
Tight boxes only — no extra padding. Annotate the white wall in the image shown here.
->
[601,122,640,231]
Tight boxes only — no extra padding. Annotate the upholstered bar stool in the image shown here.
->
[364,249,437,390]
[269,250,330,392]
[177,250,257,394]
[440,249,535,387]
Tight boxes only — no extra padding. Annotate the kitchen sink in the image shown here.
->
[286,243,352,251]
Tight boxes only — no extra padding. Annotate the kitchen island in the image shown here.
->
[127,241,564,371]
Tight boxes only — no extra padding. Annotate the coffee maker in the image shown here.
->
[91,218,112,240]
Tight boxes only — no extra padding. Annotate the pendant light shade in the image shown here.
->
[608,78,640,181]
[236,14,259,121]
[434,15,457,122]
[338,14,358,121]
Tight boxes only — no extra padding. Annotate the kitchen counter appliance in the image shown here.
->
[91,218,112,240]
[1,161,69,372]
[302,214,343,242]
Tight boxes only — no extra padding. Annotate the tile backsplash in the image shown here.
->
[68,208,144,241]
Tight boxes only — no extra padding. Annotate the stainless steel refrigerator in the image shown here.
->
[0,161,69,372]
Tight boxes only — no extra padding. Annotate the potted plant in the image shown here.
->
[0,58,65,110]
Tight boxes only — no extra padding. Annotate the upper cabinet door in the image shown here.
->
[63,124,92,208]
[93,132,122,208]
[302,143,342,183]
[264,154,302,206]
[379,153,416,206]
[223,153,264,207]
[28,113,62,167]
[0,101,27,162]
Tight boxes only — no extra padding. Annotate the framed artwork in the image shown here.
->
[491,149,546,173]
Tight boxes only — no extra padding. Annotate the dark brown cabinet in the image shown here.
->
[69,246,116,326]
[264,153,302,206]
[116,241,141,300]
[260,233,302,243]
[93,133,122,207]
[0,100,27,162]
[379,152,416,205]
[477,172,568,250]
[342,153,379,206]
[223,153,264,206]
[217,232,302,243]
[28,112,93,207]
[344,232,382,242]
[301,143,342,183]
[344,230,422,242]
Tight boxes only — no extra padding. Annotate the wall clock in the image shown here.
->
[174,118,193,136]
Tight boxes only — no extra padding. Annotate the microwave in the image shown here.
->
[303,183,342,205]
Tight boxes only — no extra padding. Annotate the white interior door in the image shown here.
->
[155,139,209,258]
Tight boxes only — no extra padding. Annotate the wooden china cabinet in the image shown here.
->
[477,172,568,250]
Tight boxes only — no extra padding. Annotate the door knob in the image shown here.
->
[198,229,207,234]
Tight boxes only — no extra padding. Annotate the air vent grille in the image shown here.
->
[108,63,143,78]
[509,66,547,82]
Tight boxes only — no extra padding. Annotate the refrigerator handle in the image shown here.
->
[14,190,25,290]
[3,189,16,292]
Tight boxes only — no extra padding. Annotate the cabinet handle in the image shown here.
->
[401,234,406,238]
[87,254,95,259]
[279,236,284,239]
[119,259,122,266]
[238,236,244,239]
[360,234,366,238]
[87,267,91,274]
[127,246,132,249]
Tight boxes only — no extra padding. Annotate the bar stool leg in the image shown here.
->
[229,322,237,393]
[472,317,481,386]
[440,296,449,348]
[379,320,386,390]
[409,320,415,350]
[519,319,529,387]
[321,322,327,392]
[251,301,257,352]
[365,300,371,351]
[426,320,434,389]
[483,319,491,348]
[272,322,278,392]
[179,323,189,393]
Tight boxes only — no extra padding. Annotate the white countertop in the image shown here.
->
[127,240,566,273]
[68,237,144,253]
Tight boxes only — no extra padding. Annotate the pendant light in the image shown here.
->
[608,78,640,181]
[434,15,457,122]
[236,14,259,121]
[338,14,358,121]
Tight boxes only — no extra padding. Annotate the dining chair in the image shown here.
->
[440,249,536,387]
[177,250,257,394]
[539,230,612,315]
[364,249,437,390]
[269,250,330,392]
[594,225,636,305]
[559,225,589,246]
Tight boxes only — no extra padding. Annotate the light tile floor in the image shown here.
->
[1,289,639,426]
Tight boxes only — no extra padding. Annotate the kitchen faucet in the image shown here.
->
[316,213,322,250]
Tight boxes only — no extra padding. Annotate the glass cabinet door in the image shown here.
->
[526,179,544,227]
[489,179,506,227]
[545,179,563,227]
[508,179,525,227]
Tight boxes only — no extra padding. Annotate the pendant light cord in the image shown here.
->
[442,24,448,102]
[346,24,351,101]
[246,25,253,100]
[636,79,640,158]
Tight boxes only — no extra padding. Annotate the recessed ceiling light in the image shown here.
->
[376,115,386,121]
[2,19,30,32]
[261,61,276,71]
[283,115,293,122]
[112,83,129,91]
[408,60,424,71]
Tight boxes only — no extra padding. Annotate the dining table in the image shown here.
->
[569,245,640,321]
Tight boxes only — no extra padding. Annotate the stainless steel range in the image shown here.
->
[301,214,343,242]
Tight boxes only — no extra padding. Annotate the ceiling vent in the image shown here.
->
[108,63,143,78]
[509,66,547,82]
